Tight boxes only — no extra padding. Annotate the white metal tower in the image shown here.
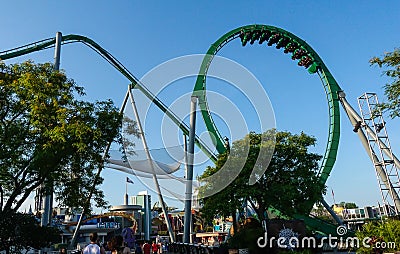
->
[357,92,400,215]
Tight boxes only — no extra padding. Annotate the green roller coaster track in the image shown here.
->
[194,24,342,186]
[0,25,344,234]
[0,34,218,162]
[192,24,344,235]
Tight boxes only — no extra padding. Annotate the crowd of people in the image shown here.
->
[78,232,166,254]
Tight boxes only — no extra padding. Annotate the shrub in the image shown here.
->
[355,219,400,253]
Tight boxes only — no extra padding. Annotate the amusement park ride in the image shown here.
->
[1,24,400,244]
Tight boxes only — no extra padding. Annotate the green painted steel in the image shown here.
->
[194,24,343,235]
[0,34,218,162]
[193,24,342,185]
[294,213,354,236]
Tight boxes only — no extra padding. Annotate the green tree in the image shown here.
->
[0,61,137,249]
[244,131,324,219]
[355,219,400,253]
[199,152,243,234]
[311,202,336,224]
[339,201,358,209]
[200,130,325,227]
[0,212,61,254]
[370,48,400,118]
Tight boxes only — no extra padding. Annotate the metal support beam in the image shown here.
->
[320,199,343,225]
[70,88,130,248]
[54,32,62,70]
[41,32,62,227]
[338,92,400,214]
[184,96,197,243]
[128,86,176,242]
[339,92,400,169]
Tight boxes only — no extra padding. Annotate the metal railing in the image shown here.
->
[168,242,220,254]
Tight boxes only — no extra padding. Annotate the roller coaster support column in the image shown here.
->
[184,96,197,244]
[338,91,400,213]
[128,86,176,242]
[320,199,343,225]
[183,135,194,243]
[70,90,130,248]
[41,32,62,227]
[54,32,62,70]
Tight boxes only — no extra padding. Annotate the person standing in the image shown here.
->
[142,241,151,254]
[134,242,143,254]
[122,226,136,249]
[151,241,158,254]
[83,233,105,254]
[108,235,130,254]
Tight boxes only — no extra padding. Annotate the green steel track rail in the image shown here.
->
[0,34,218,162]
[193,24,343,235]
[193,24,342,185]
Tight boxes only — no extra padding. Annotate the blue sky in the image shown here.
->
[1,1,400,212]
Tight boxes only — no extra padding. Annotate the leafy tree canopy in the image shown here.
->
[339,201,358,209]
[0,212,60,253]
[0,61,129,214]
[200,130,325,224]
[370,48,400,118]
[356,219,400,253]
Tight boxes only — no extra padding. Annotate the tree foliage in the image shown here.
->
[200,130,325,225]
[311,202,337,224]
[355,219,400,253]
[0,212,60,253]
[339,201,358,209]
[0,61,129,214]
[370,48,400,118]
[199,150,244,234]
